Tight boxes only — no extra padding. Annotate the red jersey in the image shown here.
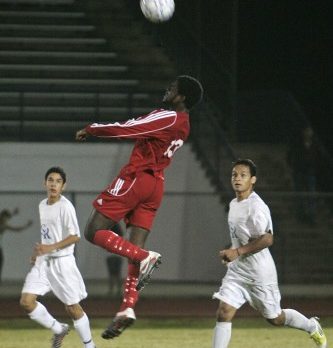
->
[86,109,190,178]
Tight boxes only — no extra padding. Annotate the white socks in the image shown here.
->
[29,303,95,347]
[212,322,232,348]
[28,302,63,334]
[73,312,95,348]
[283,308,314,333]
[212,309,315,348]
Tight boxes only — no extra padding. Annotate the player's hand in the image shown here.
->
[34,242,53,255]
[30,248,38,264]
[76,128,88,141]
[30,255,37,265]
[220,248,239,264]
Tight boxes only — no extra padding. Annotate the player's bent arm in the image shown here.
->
[237,231,273,256]
[34,235,80,255]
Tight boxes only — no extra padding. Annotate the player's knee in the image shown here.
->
[19,296,34,312]
[216,309,229,321]
[84,224,95,243]
[65,303,83,320]
[216,303,235,322]
[266,316,284,326]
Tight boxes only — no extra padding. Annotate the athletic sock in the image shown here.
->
[283,308,313,332]
[93,229,149,262]
[28,301,63,334]
[120,262,139,312]
[212,322,232,348]
[73,312,95,348]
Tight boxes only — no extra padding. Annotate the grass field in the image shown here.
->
[1,317,332,348]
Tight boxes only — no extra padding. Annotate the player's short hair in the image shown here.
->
[44,166,67,183]
[232,159,257,177]
[176,75,203,109]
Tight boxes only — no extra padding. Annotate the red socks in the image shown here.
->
[120,262,139,311]
[93,230,149,263]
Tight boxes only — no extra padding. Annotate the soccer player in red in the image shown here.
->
[75,75,203,339]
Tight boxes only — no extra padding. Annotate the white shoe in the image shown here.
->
[115,307,136,320]
[309,317,327,348]
[136,251,162,291]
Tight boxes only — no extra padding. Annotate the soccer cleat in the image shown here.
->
[51,323,70,348]
[136,251,162,291]
[101,308,136,340]
[309,317,327,348]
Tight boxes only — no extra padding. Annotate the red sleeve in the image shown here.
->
[86,109,177,139]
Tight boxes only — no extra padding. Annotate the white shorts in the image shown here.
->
[22,255,87,305]
[213,279,282,319]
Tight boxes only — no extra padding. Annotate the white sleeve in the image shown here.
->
[62,202,80,237]
[250,203,273,236]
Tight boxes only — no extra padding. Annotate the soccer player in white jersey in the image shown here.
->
[212,159,327,348]
[20,167,96,348]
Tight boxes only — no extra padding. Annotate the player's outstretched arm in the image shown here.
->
[85,110,177,139]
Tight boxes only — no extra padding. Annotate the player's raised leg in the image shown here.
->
[267,309,327,348]
[85,209,162,289]
[309,317,327,348]
[101,226,161,340]
[85,210,147,259]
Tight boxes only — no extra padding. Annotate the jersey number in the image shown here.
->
[164,139,184,158]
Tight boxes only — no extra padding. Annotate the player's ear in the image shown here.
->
[176,94,186,103]
[61,182,67,191]
[251,176,257,185]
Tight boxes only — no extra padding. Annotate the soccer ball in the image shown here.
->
[140,0,175,23]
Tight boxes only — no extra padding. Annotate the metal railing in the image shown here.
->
[1,190,332,284]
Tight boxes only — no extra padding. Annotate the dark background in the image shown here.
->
[147,0,332,154]
[237,0,332,152]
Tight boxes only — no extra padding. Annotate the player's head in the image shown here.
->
[44,166,66,183]
[44,167,67,202]
[176,75,203,109]
[163,75,203,110]
[231,159,257,196]
[232,159,257,177]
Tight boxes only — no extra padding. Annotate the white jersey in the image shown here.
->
[39,195,80,257]
[225,191,278,285]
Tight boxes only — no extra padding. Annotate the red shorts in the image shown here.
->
[93,171,164,231]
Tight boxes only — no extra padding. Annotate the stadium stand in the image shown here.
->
[0,0,176,141]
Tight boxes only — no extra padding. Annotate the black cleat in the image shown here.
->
[101,308,136,340]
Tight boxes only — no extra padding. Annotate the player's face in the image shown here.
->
[162,81,180,106]
[231,164,256,196]
[44,172,65,203]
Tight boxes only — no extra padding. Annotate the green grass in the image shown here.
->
[0,317,332,348]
